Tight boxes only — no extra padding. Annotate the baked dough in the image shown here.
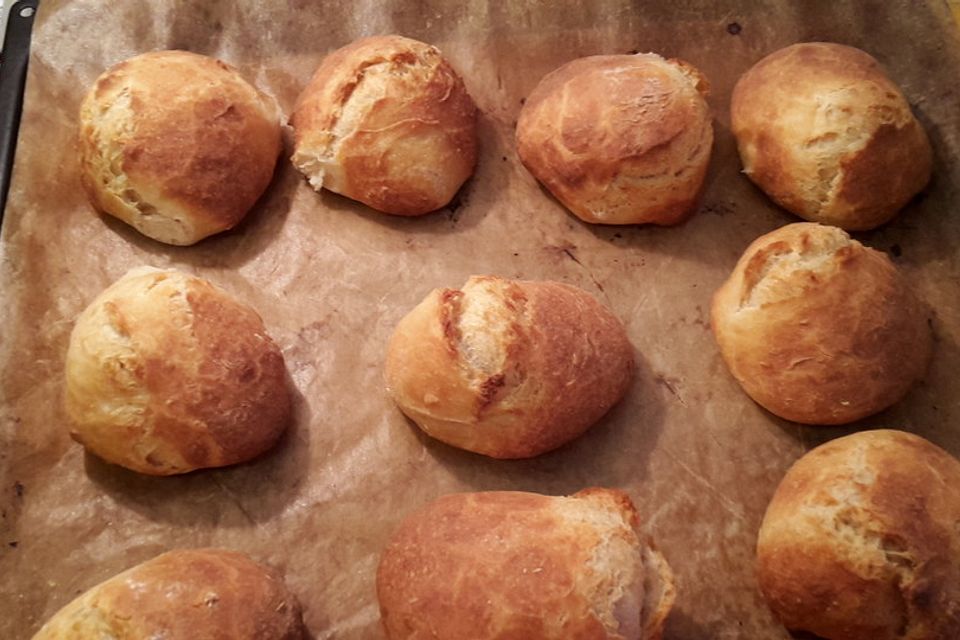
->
[731,42,932,230]
[291,35,477,215]
[385,275,634,458]
[377,489,675,639]
[78,50,282,245]
[65,267,291,474]
[711,223,931,424]
[516,52,713,225]
[31,549,304,639]
[757,430,960,640]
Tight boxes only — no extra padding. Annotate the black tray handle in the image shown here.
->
[0,0,39,225]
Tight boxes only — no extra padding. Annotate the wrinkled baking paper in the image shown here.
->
[3,1,960,638]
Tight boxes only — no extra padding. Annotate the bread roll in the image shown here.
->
[757,430,960,640]
[31,549,304,639]
[516,53,713,225]
[377,489,675,640]
[711,223,931,425]
[78,50,282,245]
[291,35,477,215]
[731,42,932,230]
[65,267,290,475]
[384,275,634,458]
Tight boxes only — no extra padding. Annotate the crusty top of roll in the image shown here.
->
[65,267,290,475]
[711,223,931,425]
[731,42,932,230]
[79,50,282,245]
[377,489,675,640]
[757,430,960,640]
[291,35,477,215]
[384,275,634,458]
[31,549,304,640]
[516,53,713,225]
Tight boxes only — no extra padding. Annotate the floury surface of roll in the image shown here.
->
[78,50,283,245]
[517,52,713,226]
[757,430,960,640]
[377,489,675,640]
[31,549,305,640]
[65,267,291,475]
[731,42,932,231]
[4,3,960,639]
[711,223,931,425]
[385,275,634,458]
[291,35,478,216]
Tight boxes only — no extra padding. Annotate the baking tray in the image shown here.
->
[2,2,959,638]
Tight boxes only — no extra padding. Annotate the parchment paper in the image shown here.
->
[2,2,960,638]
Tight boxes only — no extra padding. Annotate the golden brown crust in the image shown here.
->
[291,35,477,215]
[711,223,931,425]
[384,275,634,458]
[78,50,282,245]
[731,42,932,230]
[377,489,675,640]
[31,549,304,640]
[65,268,291,475]
[757,430,960,640]
[516,53,713,226]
